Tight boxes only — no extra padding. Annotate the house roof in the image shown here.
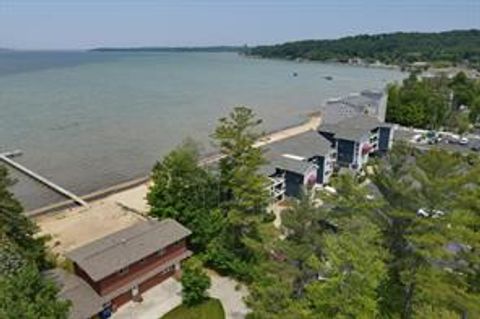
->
[321,90,385,124]
[45,269,105,319]
[66,219,191,281]
[266,130,334,158]
[341,94,378,111]
[272,156,315,175]
[47,250,192,319]
[321,101,360,124]
[319,115,390,141]
[261,149,315,176]
[360,89,384,100]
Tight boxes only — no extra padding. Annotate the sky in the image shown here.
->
[1,0,479,50]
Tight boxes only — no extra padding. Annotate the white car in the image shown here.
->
[459,137,469,145]
[417,208,446,218]
[417,208,430,217]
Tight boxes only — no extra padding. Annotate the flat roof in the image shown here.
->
[66,219,191,281]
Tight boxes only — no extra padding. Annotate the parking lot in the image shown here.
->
[394,127,480,154]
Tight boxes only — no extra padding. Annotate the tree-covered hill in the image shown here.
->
[247,30,480,69]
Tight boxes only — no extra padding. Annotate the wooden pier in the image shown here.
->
[0,150,89,208]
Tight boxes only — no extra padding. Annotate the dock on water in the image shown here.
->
[0,150,89,208]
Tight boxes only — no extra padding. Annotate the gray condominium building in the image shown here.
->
[261,114,394,201]
[318,115,394,171]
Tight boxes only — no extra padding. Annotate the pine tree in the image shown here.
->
[208,107,269,279]
[0,165,69,318]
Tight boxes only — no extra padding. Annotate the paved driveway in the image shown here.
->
[208,272,249,319]
[112,272,249,319]
[112,277,182,319]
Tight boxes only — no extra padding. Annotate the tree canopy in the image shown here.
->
[148,107,271,281]
[247,146,480,319]
[180,257,212,306]
[0,166,70,319]
[247,30,480,69]
[386,72,480,130]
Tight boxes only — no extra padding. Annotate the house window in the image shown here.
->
[118,267,129,275]
[160,265,175,276]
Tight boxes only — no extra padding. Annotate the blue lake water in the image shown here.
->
[0,51,404,210]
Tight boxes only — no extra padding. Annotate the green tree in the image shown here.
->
[181,257,211,306]
[371,146,480,318]
[0,166,46,267]
[147,140,224,251]
[207,107,269,279]
[0,264,70,319]
[468,95,480,124]
[0,165,69,319]
[247,30,480,70]
[385,73,480,131]
[305,216,387,319]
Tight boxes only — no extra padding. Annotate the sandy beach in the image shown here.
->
[35,113,321,255]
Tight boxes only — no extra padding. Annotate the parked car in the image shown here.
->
[459,137,469,145]
[445,134,459,144]
[417,208,445,218]
[412,134,423,143]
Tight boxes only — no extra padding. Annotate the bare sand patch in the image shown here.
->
[35,184,150,255]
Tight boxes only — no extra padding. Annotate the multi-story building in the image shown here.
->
[318,115,394,171]
[262,130,336,199]
[48,219,192,319]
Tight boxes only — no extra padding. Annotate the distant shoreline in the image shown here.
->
[90,46,243,53]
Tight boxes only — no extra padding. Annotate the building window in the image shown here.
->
[118,267,129,275]
[160,265,175,276]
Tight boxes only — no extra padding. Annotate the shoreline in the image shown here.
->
[28,113,321,218]
[243,53,401,71]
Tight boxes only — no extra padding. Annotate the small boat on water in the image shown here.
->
[324,76,333,81]
[292,72,298,77]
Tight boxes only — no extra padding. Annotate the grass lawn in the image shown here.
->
[161,298,225,319]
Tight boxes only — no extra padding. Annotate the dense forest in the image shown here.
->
[247,30,480,69]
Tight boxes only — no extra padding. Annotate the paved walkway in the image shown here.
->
[112,272,249,319]
[208,271,249,319]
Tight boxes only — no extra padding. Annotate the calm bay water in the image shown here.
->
[0,51,404,210]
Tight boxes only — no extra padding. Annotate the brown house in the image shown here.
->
[48,218,192,319]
